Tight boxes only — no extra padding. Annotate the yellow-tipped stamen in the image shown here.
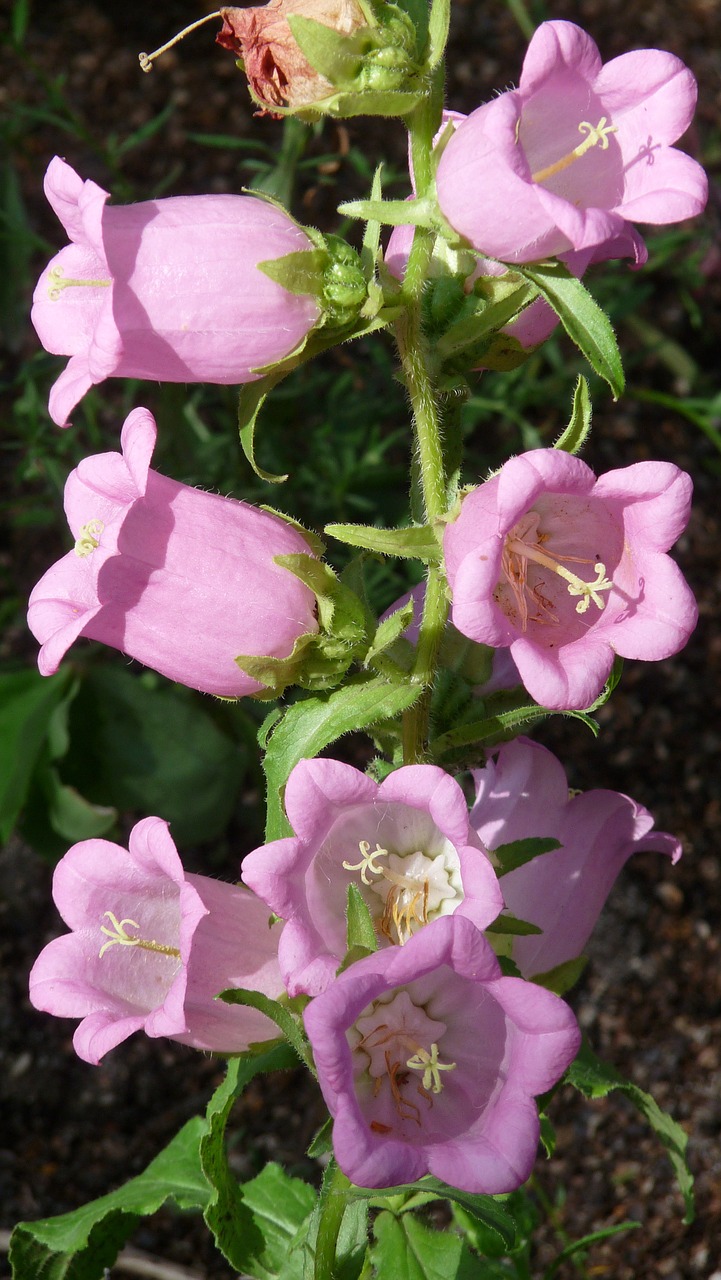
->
[139,12,222,73]
[48,266,111,300]
[74,519,105,558]
[531,117,618,185]
[98,910,181,960]
[504,536,613,618]
[406,1042,457,1094]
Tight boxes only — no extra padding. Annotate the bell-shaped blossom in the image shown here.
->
[27,407,318,697]
[241,757,504,997]
[217,0,366,113]
[471,738,682,978]
[435,20,708,264]
[29,817,283,1064]
[304,915,581,1191]
[443,449,696,710]
[31,157,321,426]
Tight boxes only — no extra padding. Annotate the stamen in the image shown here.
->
[138,12,222,73]
[48,266,111,300]
[406,1042,457,1094]
[531,117,618,185]
[74,519,104,558]
[98,910,181,960]
[342,840,388,884]
[504,536,613,621]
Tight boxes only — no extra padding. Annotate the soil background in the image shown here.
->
[1,1,720,1277]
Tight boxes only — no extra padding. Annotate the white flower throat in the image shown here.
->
[342,840,462,945]
[500,510,613,631]
[354,991,456,1132]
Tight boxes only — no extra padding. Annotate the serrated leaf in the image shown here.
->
[0,666,74,843]
[370,1209,476,1280]
[554,374,592,454]
[493,837,561,876]
[201,1045,301,1274]
[517,262,624,399]
[566,1038,694,1222]
[9,1118,210,1280]
[350,1177,516,1251]
[262,676,421,840]
[237,1163,317,1280]
[325,522,440,561]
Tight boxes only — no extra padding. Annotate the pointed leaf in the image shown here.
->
[0,666,74,843]
[346,881,379,954]
[517,262,624,399]
[338,196,434,227]
[219,989,316,1075]
[238,375,290,484]
[554,374,592,454]
[325,522,440,560]
[493,836,561,876]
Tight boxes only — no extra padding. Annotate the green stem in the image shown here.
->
[396,89,450,763]
[314,1160,352,1280]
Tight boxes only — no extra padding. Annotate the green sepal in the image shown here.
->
[434,274,535,365]
[555,374,593,454]
[238,374,291,484]
[287,14,369,90]
[218,988,316,1076]
[485,913,543,937]
[259,506,325,559]
[493,836,562,876]
[565,1037,695,1222]
[274,552,369,654]
[307,1117,334,1160]
[325,520,441,560]
[288,7,422,95]
[516,260,625,399]
[426,0,451,68]
[345,881,379,955]
[532,954,589,996]
[257,247,329,299]
[363,598,415,672]
[338,194,435,227]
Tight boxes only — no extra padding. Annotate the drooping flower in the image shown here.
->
[443,449,696,710]
[471,737,682,978]
[31,157,322,426]
[27,407,319,698]
[29,817,283,1064]
[241,757,504,997]
[304,915,581,1191]
[435,20,708,264]
[217,0,366,113]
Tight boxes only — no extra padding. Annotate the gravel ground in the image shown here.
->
[1,1,719,1276]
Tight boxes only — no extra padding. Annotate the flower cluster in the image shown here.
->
[27,12,704,1212]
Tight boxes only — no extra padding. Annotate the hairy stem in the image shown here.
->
[314,1160,352,1280]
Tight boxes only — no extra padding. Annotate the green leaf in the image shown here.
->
[238,1164,317,1280]
[516,262,625,399]
[363,599,415,671]
[219,988,316,1076]
[543,1221,640,1279]
[370,1210,477,1280]
[360,162,385,274]
[350,1178,516,1251]
[9,1118,210,1280]
[554,374,592,454]
[435,280,533,363]
[338,196,434,227]
[485,913,543,937]
[61,667,244,848]
[44,766,117,842]
[238,374,290,483]
[566,1038,695,1222]
[325,522,440,561]
[262,676,422,840]
[426,0,451,69]
[493,837,561,876]
[345,881,379,955]
[0,666,74,843]
[532,955,588,996]
[287,14,367,88]
[201,1045,302,1274]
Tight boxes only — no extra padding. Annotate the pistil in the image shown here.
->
[74,519,104,558]
[98,910,181,960]
[531,117,618,185]
[48,266,111,300]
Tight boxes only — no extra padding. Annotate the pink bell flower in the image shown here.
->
[435,20,708,264]
[31,157,321,426]
[29,817,284,1064]
[303,915,581,1191]
[241,757,504,997]
[443,448,696,710]
[471,738,682,978]
[27,406,319,697]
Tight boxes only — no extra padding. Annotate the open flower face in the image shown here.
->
[435,20,707,263]
[241,758,504,997]
[444,449,696,710]
[27,407,319,697]
[471,737,682,978]
[31,157,321,426]
[29,818,283,1064]
[304,916,581,1191]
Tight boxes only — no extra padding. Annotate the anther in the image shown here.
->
[504,537,613,619]
[531,116,618,185]
[139,12,221,73]
[74,519,104,558]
